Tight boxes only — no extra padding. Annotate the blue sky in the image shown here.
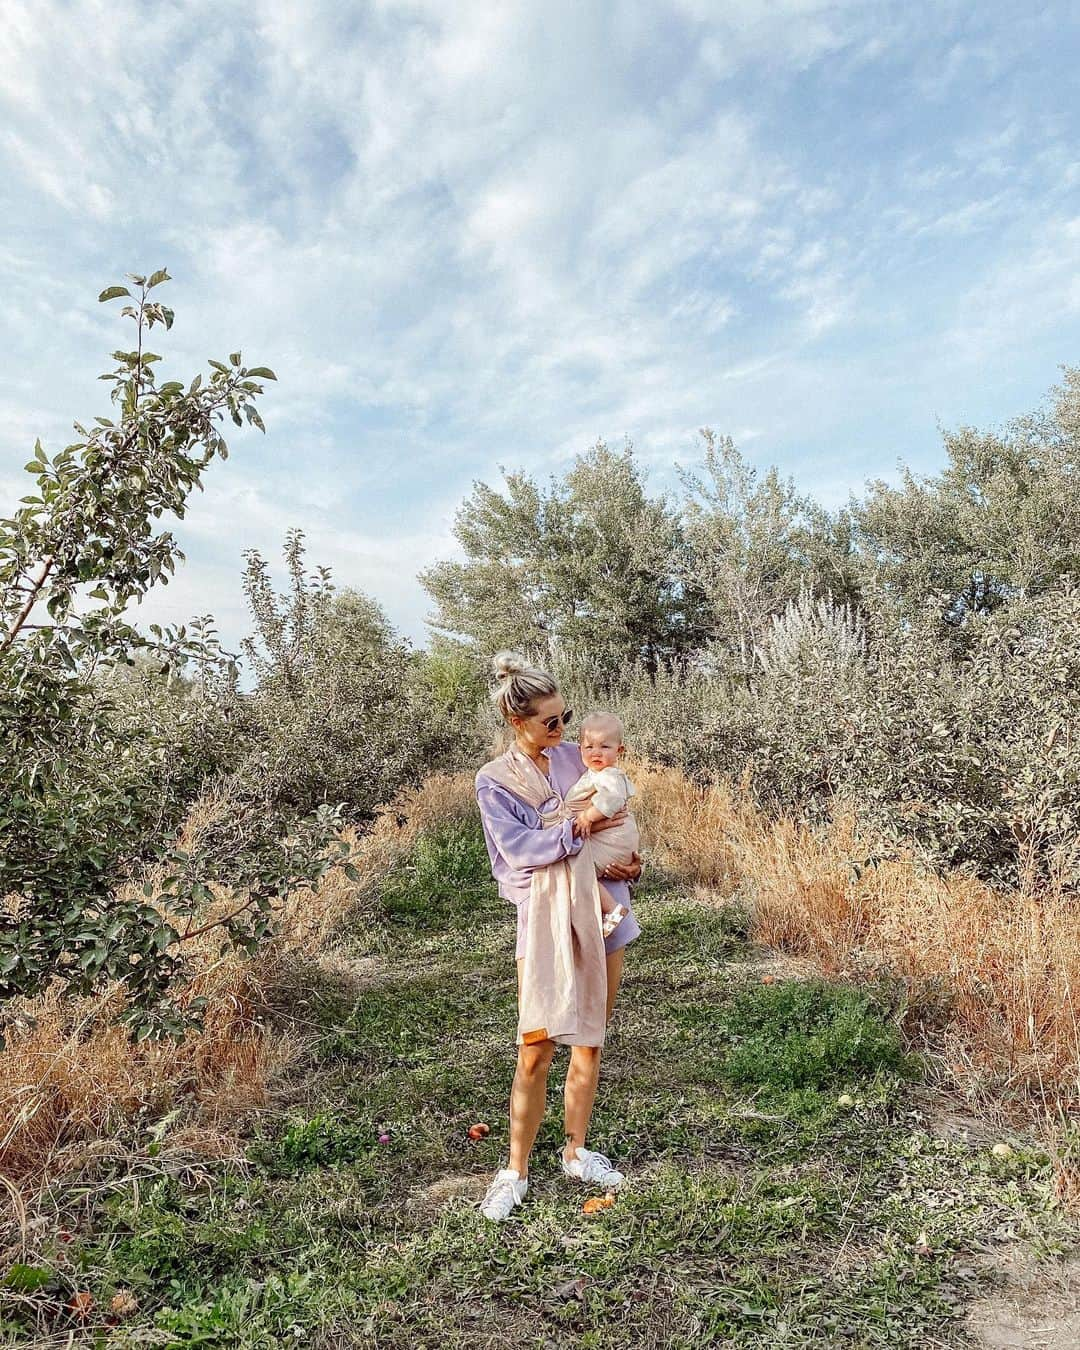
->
[1,1,1078,653]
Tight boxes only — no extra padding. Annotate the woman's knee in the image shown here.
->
[516,1041,557,1079]
[568,1044,601,1069]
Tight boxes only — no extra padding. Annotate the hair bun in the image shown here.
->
[492,649,528,680]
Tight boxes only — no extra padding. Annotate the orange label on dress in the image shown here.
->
[522,1027,550,1045]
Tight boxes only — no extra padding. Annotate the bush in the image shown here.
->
[376,819,495,930]
[234,535,488,827]
[603,582,1080,889]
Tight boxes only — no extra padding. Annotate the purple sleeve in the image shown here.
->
[475,782,583,869]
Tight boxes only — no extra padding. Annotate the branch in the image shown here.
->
[179,892,262,943]
[1,556,54,654]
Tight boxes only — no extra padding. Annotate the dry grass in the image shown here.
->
[0,772,477,1199]
[628,758,744,894]
[634,762,1080,1105]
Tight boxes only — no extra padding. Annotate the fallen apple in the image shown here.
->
[583,1193,616,1215]
[467,1123,491,1141]
[837,1093,854,1108]
[991,1142,1014,1159]
[110,1290,139,1317]
[67,1292,94,1319]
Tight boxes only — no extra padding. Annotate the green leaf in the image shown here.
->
[98,285,131,302]
[229,351,241,366]
[3,1264,51,1293]
[246,367,277,381]
[148,268,170,289]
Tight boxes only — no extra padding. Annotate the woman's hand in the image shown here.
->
[599,850,643,884]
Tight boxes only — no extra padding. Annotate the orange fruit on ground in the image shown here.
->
[68,1292,94,1319]
[110,1290,139,1316]
[583,1193,616,1214]
[467,1123,491,1140]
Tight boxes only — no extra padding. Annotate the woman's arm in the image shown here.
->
[476,783,583,869]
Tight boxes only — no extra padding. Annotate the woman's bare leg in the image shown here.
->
[562,947,628,1162]
[605,945,626,1023]
[509,957,556,1178]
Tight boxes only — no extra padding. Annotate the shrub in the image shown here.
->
[235,534,485,823]
[376,819,494,930]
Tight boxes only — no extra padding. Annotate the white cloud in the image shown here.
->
[2,0,1079,652]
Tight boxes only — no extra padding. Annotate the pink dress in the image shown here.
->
[475,741,642,960]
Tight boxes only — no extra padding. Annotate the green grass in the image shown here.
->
[4,816,1073,1348]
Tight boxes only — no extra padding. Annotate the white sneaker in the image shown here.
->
[561,1147,625,1189]
[480,1167,528,1221]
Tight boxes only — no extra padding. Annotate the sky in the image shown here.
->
[1,1,1078,656]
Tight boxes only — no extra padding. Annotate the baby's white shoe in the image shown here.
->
[601,904,629,938]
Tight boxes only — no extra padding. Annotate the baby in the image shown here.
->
[569,713,641,938]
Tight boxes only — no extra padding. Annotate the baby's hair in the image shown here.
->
[580,711,625,742]
[489,650,559,722]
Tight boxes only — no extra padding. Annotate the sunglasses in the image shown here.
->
[538,708,573,733]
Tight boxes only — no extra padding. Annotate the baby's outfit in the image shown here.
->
[566,766,641,936]
[570,765,636,820]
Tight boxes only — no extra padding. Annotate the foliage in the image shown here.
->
[420,440,703,681]
[0,273,348,1040]
[853,366,1080,622]
[376,818,493,930]
[715,978,907,1092]
[679,430,859,679]
[234,531,471,820]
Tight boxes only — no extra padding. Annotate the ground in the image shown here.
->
[5,817,1077,1347]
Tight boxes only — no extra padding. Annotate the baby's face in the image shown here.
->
[581,724,623,772]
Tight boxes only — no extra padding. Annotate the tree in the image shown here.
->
[420,441,698,680]
[853,367,1080,622]
[679,431,852,679]
[236,530,433,817]
[0,272,348,1041]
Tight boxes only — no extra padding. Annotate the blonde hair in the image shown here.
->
[580,711,625,742]
[489,650,559,723]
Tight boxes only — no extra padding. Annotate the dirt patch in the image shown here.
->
[913,1085,1004,1147]
[415,1171,489,1211]
[967,1252,1080,1348]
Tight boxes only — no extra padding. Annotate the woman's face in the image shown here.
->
[512,693,570,756]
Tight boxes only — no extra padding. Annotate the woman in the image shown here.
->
[475,651,642,1222]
